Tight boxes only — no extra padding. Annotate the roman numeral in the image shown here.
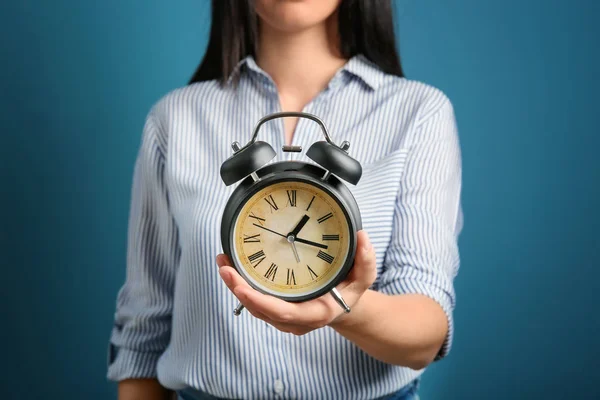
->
[317,250,334,264]
[286,269,296,285]
[306,196,315,211]
[248,250,266,267]
[317,212,333,224]
[264,195,278,212]
[286,190,297,207]
[322,234,339,241]
[306,265,318,280]
[264,263,278,281]
[243,233,260,243]
[249,212,265,226]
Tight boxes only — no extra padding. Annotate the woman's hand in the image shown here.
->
[216,230,377,335]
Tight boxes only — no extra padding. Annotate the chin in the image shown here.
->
[256,0,341,33]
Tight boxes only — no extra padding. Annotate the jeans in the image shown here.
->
[178,379,420,400]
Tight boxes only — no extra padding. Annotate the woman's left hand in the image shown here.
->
[216,230,377,335]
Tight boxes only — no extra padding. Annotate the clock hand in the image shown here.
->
[252,222,327,249]
[287,235,301,263]
[289,214,310,237]
[252,223,287,238]
[294,237,328,249]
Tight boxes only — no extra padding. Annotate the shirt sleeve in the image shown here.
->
[106,106,180,381]
[377,92,463,361]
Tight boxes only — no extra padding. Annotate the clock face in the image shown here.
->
[231,180,351,299]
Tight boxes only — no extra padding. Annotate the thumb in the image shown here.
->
[346,230,377,292]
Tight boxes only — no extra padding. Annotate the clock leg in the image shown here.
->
[233,303,245,316]
[330,287,351,313]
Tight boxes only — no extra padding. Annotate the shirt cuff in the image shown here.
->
[106,342,164,381]
[377,277,455,361]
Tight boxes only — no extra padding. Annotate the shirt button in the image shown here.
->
[273,379,284,395]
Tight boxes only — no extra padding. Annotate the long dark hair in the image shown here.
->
[188,0,404,85]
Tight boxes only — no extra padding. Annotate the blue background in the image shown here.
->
[2,0,598,398]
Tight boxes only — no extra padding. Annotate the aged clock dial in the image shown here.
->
[232,180,351,299]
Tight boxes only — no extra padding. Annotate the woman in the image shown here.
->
[107,0,463,399]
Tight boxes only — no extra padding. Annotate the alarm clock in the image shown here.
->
[219,112,362,316]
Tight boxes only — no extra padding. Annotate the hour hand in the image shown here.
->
[289,214,310,237]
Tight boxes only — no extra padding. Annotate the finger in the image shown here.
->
[219,266,249,293]
[248,309,314,336]
[217,265,285,318]
[217,267,297,324]
[217,266,278,323]
[342,230,377,293]
[242,302,274,323]
[216,253,231,268]
[218,263,332,327]
[235,294,310,334]
[226,283,286,324]
[233,285,295,323]
[237,286,331,327]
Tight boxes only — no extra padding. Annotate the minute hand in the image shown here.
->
[294,237,328,249]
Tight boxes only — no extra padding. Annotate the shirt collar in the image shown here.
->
[227,55,265,85]
[339,54,388,90]
[229,53,388,91]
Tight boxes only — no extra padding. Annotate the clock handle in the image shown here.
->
[247,111,362,185]
[220,112,329,186]
[221,111,362,186]
[249,111,337,146]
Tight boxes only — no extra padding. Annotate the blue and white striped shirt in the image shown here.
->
[106,54,463,399]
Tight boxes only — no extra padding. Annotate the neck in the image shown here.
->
[255,17,348,108]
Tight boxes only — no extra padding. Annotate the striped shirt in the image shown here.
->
[106,54,463,399]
